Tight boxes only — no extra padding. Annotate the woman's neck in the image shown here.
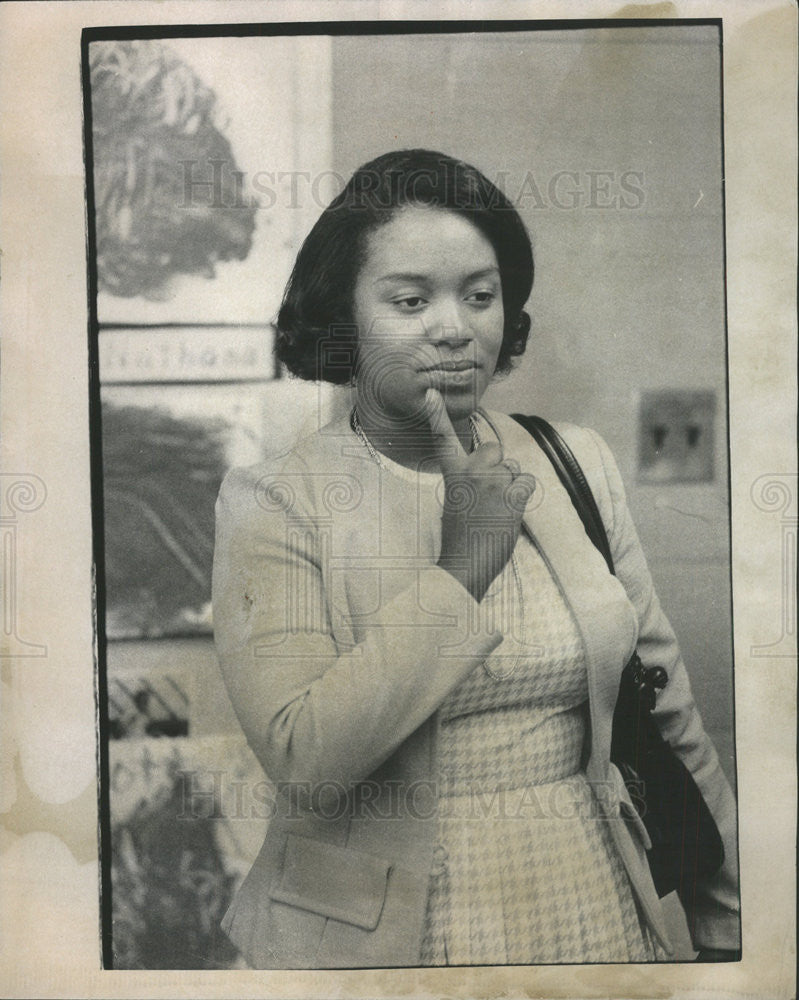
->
[352,398,474,469]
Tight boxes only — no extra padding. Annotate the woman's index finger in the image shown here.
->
[424,389,467,466]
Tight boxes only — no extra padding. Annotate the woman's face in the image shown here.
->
[352,205,504,428]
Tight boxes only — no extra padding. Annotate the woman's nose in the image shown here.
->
[426,299,472,344]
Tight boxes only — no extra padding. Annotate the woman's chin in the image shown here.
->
[424,374,484,408]
[358,380,484,428]
[439,384,485,418]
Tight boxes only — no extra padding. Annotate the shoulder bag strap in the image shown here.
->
[510,414,615,575]
[511,412,669,699]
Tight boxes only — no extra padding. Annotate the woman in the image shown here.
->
[212,150,740,968]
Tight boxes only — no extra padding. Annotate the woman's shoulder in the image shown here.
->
[216,413,360,517]
[487,410,625,517]
[486,410,615,467]
[551,421,616,467]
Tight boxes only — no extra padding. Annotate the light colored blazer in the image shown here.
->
[212,410,740,969]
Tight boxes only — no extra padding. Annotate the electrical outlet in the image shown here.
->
[638,390,715,483]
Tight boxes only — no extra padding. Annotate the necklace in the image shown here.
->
[351,406,522,679]
[350,406,480,469]
[469,413,480,453]
[350,407,386,468]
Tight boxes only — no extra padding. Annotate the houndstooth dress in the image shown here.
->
[419,528,663,965]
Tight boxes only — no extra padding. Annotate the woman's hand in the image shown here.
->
[427,389,536,603]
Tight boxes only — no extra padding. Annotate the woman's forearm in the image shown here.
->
[213,469,503,798]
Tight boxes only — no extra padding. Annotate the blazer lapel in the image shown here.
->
[490,413,639,780]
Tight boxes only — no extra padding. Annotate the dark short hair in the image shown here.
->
[275,149,534,383]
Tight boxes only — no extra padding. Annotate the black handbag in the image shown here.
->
[510,414,725,917]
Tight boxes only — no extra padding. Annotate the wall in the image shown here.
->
[99,36,338,967]
[331,25,735,782]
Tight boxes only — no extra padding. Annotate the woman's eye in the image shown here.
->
[466,290,496,305]
[393,296,426,311]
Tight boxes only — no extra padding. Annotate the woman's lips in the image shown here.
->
[420,360,479,373]
[421,362,480,390]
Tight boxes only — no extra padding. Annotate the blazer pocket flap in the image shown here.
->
[269,834,391,931]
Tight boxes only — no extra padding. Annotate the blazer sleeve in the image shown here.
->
[212,462,502,807]
[567,426,741,952]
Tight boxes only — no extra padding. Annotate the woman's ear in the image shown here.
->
[511,311,532,355]
[514,311,531,335]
